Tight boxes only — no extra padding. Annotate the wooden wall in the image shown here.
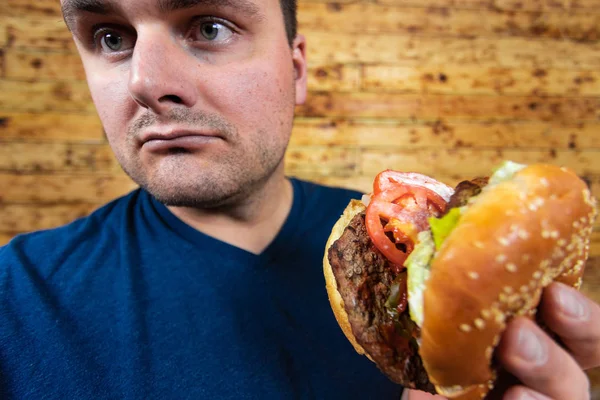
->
[1,0,600,396]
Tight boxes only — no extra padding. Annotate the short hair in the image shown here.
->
[280,0,297,46]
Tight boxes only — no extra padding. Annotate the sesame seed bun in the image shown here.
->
[323,164,597,399]
[420,164,597,398]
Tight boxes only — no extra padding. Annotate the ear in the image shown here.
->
[292,34,307,105]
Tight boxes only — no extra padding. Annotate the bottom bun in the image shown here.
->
[323,200,370,359]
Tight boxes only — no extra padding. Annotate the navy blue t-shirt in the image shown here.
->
[0,178,403,399]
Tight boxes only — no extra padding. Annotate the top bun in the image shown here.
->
[420,164,597,398]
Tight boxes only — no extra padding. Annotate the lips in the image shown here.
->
[140,130,222,152]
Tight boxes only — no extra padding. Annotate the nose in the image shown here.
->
[127,29,199,114]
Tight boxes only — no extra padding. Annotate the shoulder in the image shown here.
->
[292,178,362,213]
[0,189,143,277]
[290,178,364,238]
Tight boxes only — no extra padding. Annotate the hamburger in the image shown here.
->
[323,161,597,399]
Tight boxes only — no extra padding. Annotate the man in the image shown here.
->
[0,0,598,399]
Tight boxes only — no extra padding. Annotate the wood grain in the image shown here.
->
[0,172,138,204]
[0,0,62,18]
[289,119,600,149]
[361,65,600,96]
[359,149,600,181]
[298,3,600,41]
[5,49,86,81]
[0,80,94,113]
[370,0,600,13]
[4,17,74,51]
[0,203,99,232]
[0,142,118,172]
[0,23,7,48]
[297,92,600,121]
[0,112,104,142]
[0,233,16,247]
[305,32,600,69]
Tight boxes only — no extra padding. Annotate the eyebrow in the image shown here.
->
[62,0,264,30]
[62,0,118,30]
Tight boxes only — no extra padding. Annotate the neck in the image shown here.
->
[166,169,294,255]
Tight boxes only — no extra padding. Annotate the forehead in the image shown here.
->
[61,0,275,25]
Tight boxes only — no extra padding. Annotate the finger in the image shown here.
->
[496,317,590,400]
[503,385,552,400]
[540,282,600,370]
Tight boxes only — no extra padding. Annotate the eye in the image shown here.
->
[92,27,135,54]
[193,19,234,43]
[101,32,123,51]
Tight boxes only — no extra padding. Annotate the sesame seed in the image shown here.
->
[550,230,559,239]
[540,178,549,187]
[495,312,505,324]
[493,334,501,346]
[498,237,510,246]
[468,271,480,280]
[474,241,484,249]
[474,319,485,329]
[460,324,471,332]
[495,254,507,263]
[529,280,538,289]
[518,230,530,239]
[506,263,518,272]
[481,309,491,319]
[520,285,529,293]
[485,347,493,360]
[557,239,567,247]
[503,286,513,294]
[533,271,542,279]
[542,230,551,239]
[522,254,531,262]
[583,189,594,207]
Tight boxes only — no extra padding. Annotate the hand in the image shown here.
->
[404,282,600,400]
[495,282,600,399]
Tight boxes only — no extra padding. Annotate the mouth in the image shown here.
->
[140,130,223,153]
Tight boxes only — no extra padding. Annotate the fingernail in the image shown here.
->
[517,327,546,364]
[557,286,586,319]
[518,390,545,400]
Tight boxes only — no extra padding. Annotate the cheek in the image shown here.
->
[209,57,296,128]
[84,67,134,144]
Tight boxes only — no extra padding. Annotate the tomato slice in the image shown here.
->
[366,183,447,270]
[374,170,406,194]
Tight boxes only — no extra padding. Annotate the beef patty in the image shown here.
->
[327,212,435,393]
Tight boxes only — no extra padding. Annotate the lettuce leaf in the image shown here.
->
[429,207,462,250]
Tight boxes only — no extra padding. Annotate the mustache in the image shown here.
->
[128,109,236,139]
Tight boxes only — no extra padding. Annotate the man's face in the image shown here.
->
[62,0,307,207]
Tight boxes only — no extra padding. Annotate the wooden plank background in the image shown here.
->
[1,0,600,395]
